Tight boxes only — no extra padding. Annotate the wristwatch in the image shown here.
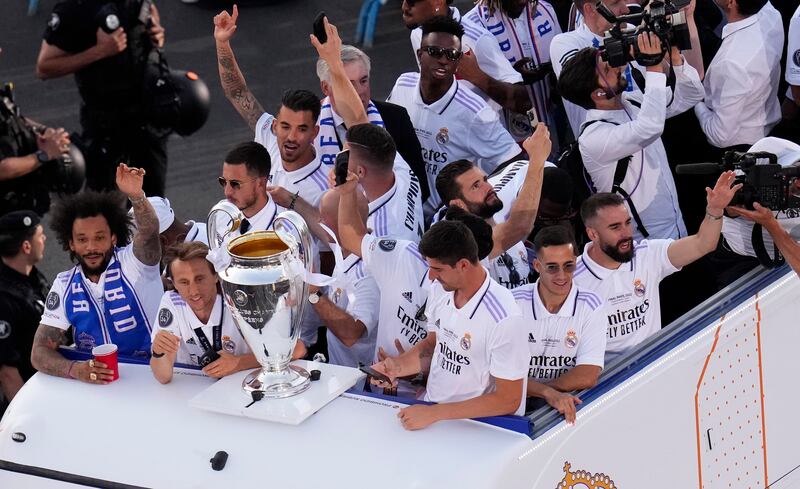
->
[35,150,50,164]
[308,290,324,305]
[151,350,165,358]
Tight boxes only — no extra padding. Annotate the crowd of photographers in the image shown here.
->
[1,0,799,427]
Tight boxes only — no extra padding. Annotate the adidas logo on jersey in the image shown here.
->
[528,333,537,343]
[402,291,413,303]
[187,338,197,345]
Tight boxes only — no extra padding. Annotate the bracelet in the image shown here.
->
[152,350,165,358]
[706,210,723,220]
[67,360,77,379]
[288,191,300,210]
[129,193,147,206]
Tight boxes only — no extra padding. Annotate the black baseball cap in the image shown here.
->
[0,210,41,253]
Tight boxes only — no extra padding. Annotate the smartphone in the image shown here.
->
[312,12,327,44]
[334,149,349,186]
[526,107,539,128]
[358,363,393,384]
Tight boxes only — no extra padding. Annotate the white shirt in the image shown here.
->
[208,197,280,247]
[322,251,380,371]
[254,112,329,209]
[482,241,531,289]
[694,2,784,148]
[387,72,520,216]
[152,292,250,366]
[580,68,704,240]
[487,159,556,224]
[367,164,425,242]
[512,282,606,382]
[424,270,528,415]
[573,240,679,364]
[550,22,642,135]
[786,5,800,96]
[42,245,164,333]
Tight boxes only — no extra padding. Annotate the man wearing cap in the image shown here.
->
[0,211,50,411]
[131,196,208,267]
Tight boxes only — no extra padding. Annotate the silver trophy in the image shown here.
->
[207,201,314,398]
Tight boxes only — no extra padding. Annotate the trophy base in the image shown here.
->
[242,365,311,399]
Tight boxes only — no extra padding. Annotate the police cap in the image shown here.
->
[0,210,41,255]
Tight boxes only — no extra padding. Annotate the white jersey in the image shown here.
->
[488,159,556,224]
[153,292,250,367]
[41,245,164,332]
[184,221,209,246]
[573,240,678,364]
[254,112,329,209]
[424,271,528,415]
[786,5,800,97]
[511,282,606,382]
[482,241,531,289]
[387,72,519,216]
[367,163,424,242]
[324,251,380,370]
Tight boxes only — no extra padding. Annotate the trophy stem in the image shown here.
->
[242,364,311,399]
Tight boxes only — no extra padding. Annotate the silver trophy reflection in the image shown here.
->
[207,201,313,397]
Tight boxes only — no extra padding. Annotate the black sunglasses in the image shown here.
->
[420,45,463,62]
[218,176,258,190]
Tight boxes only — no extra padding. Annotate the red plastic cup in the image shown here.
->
[92,344,119,381]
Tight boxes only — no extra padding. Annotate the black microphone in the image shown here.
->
[674,163,723,175]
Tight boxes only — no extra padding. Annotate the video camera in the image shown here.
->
[596,0,692,67]
[676,151,800,211]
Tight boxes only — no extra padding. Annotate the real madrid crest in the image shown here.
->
[633,279,646,297]
[333,288,343,303]
[460,332,472,351]
[564,330,578,349]
[222,336,236,353]
[436,127,449,145]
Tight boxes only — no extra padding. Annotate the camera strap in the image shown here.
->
[751,223,784,268]
[193,302,224,353]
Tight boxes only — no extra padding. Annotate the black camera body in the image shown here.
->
[597,0,692,67]
[722,152,800,211]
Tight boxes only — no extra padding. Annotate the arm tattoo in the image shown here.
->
[31,325,72,378]
[216,44,265,131]
[132,197,162,266]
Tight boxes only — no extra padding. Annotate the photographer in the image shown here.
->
[710,137,800,287]
[558,34,704,241]
[36,0,171,197]
[694,0,784,152]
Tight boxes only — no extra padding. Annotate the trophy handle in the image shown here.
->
[206,200,243,250]
[273,210,314,272]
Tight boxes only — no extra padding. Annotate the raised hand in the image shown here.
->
[214,4,239,43]
[706,170,742,214]
[116,163,146,199]
[309,16,342,68]
[522,122,552,167]
[148,3,165,49]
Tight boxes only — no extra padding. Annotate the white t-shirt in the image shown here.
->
[424,270,528,415]
[367,164,424,242]
[388,72,520,216]
[324,251,380,370]
[42,245,164,334]
[573,240,678,364]
[152,292,250,366]
[482,241,531,289]
[786,5,800,97]
[511,282,606,382]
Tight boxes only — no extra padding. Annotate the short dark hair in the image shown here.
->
[280,89,321,123]
[50,191,132,259]
[436,160,474,204]
[542,167,574,206]
[0,225,38,258]
[420,15,464,42]
[558,47,600,110]
[346,124,396,171]
[533,225,577,254]
[224,141,271,177]
[443,206,493,261]
[419,220,479,266]
[735,0,767,15]
[580,192,625,225]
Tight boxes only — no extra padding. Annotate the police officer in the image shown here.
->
[0,211,50,414]
[1,47,71,216]
[36,0,170,197]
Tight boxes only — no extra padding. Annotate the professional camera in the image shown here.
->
[596,0,692,67]
[676,151,800,211]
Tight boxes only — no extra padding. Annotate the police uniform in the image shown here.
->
[43,0,170,197]
[0,85,51,216]
[0,212,50,382]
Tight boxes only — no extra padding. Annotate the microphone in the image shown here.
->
[674,163,723,175]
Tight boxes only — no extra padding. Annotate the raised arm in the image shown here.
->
[490,124,550,258]
[214,5,266,131]
[337,173,367,257]
[117,164,161,266]
[310,18,368,127]
[458,51,532,113]
[681,0,705,80]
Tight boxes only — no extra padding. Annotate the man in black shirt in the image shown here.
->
[0,211,50,414]
[36,0,169,197]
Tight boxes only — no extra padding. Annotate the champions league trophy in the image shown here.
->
[207,201,313,398]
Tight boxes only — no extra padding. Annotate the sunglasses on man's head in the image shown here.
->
[420,45,463,62]
[218,176,257,190]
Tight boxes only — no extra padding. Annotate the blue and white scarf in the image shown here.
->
[64,249,152,357]
[317,97,385,167]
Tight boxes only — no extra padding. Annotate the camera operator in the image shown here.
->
[558,34,704,242]
[36,0,171,198]
[694,0,784,152]
[709,137,800,287]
